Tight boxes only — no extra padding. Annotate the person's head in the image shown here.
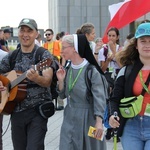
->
[61,34,103,74]
[0,30,4,40]
[61,35,74,60]
[18,18,38,48]
[3,28,12,40]
[124,33,134,47]
[126,33,134,40]
[140,19,150,24]
[118,23,150,66]
[75,28,82,34]
[80,23,96,42]
[56,31,65,41]
[95,37,103,46]
[107,27,120,44]
[56,33,60,40]
[59,31,65,39]
[135,22,150,62]
[45,29,54,42]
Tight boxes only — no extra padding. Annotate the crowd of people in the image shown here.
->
[0,18,150,150]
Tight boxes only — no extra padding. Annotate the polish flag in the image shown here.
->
[102,0,150,43]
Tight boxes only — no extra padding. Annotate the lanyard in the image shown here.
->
[68,67,83,93]
[139,70,150,94]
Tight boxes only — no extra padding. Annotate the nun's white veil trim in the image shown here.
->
[73,34,78,53]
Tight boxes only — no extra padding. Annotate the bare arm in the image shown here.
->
[56,67,66,91]
[1,46,9,52]
[100,54,114,72]
[26,67,53,87]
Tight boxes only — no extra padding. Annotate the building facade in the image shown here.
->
[48,0,150,45]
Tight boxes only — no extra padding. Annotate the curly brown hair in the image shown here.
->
[116,38,139,66]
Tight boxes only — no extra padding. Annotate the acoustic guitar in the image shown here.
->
[0,58,52,115]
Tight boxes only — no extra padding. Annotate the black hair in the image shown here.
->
[126,33,134,40]
[45,29,54,35]
[107,27,120,44]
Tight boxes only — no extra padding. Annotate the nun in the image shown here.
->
[56,34,107,150]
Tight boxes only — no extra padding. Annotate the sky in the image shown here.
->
[0,0,48,30]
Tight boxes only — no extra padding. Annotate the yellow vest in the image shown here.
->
[43,40,61,61]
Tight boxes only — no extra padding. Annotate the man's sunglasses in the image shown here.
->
[45,33,52,37]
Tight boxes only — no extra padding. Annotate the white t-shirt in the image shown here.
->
[0,49,8,61]
[98,44,120,70]
[35,39,41,47]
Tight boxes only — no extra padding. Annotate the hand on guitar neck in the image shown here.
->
[0,81,6,91]
[0,58,53,115]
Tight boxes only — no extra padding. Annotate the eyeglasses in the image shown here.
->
[45,33,52,37]
[62,46,73,50]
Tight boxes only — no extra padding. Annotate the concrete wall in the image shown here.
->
[48,0,150,45]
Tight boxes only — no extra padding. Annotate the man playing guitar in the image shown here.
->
[0,18,53,150]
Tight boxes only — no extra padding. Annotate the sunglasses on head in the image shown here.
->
[45,33,52,37]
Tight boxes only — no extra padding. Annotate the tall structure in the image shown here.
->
[48,0,149,44]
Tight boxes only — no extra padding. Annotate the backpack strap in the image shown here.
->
[85,64,109,103]
[9,48,21,70]
[34,47,46,64]
[85,64,93,98]
[125,64,134,81]
[65,63,93,98]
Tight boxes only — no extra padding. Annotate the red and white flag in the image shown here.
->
[102,0,150,43]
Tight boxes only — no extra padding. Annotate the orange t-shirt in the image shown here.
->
[133,70,150,116]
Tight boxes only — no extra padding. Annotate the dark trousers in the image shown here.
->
[11,108,48,150]
[0,115,3,150]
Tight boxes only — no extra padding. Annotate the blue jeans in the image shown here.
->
[121,115,150,150]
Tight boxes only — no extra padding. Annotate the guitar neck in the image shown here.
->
[10,71,27,89]
[9,58,52,89]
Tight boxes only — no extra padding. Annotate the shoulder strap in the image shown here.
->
[9,48,21,70]
[85,64,94,97]
[35,47,46,64]
[125,64,134,81]
[9,47,46,70]
[85,64,109,100]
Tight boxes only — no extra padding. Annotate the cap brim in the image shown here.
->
[135,34,150,38]
[18,23,36,30]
